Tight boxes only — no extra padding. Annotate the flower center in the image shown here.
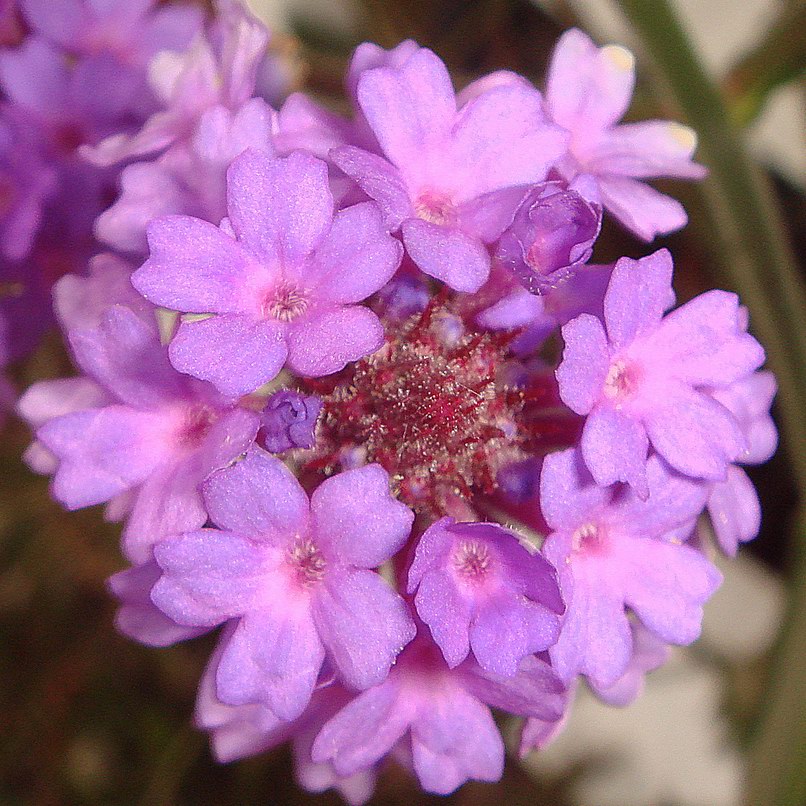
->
[571,522,605,554]
[287,537,326,586]
[177,404,218,447]
[603,359,638,403]
[263,281,309,322]
[453,540,491,581]
[308,300,530,515]
[414,192,456,227]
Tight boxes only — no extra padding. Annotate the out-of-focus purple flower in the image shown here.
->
[84,0,270,166]
[544,29,707,241]
[0,1,23,47]
[556,249,765,492]
[588,622,670,706]
[495,178,601,294]
[21,0,203,64]
[53,253,153,332]
[97,98,275,255]
[372,260,431,322]
[540,448,719,688]
[18,305,259,562]
[151,449,415,720]
[133,149,402,396]
[311,631,567,795]
[332,46,567,293]
[258,389,322,453]
[195,623,377,805]
[107,560,207,647]
[0,38,146,148]
[407,517,564,675]
[477,262,613,355]
[707,370,777,555]
[0,111,56,260]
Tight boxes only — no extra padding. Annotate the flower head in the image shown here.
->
[151,448,416,720]
[540,447,720,687]
[407,518,564,675]
[333,45,567,292]
[556,249,765,492]
[544,29,707,240]
[133,149,402,396]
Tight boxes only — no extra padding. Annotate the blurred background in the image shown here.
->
[1,0,803,804]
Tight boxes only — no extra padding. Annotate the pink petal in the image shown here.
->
[411,686,503,794]
[603,250,674,349]
[546,29,635,133]
[539,447,611,532]
[285,306,383,378]
[203,448,309,540]
[331,146,413,230]
[451,83,566,199]
[169,314,287,396]
[597,176,688,241]
[591,121,707,180]
[401,219,490,293]
[306,201,403,304]
[644,382,745,480]
[121,456,208,563]
[619,535,722,644]
[68,305,183,409]
[708,466,761,557]
[581,405,649,493]
[39,406,170,509]
[356,48,455,169]
[312,568,415,690]
[312,681,410,776]
[470,595,561,676]
[556,313,610,415]
[216,608,325,721]
[152,529,274,626]
[226,149,333,265]
[650,290,765,387]
[310,464,413,567]
[135,216,254,313]
[108,561,207,647]
[414,569,473,668]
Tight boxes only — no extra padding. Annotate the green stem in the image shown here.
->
[613,3,806,804]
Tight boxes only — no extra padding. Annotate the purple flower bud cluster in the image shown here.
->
[5,4,777,801]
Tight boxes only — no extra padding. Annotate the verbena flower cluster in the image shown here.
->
[2,1,777,801]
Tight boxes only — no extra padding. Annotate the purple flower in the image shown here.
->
[52,253,153,333]
[332,46,567,292]
[258,389,322,453]
[495,177,602,294]
[195,624,377,805]
[84,0,270,166]
[18,304,259,562]
[706,370,777,555]
[539,448,720,687]
[477,262,613,355]
[97,98,275,255]
[556,249,765,492]
[132,149,402,396]
[0,110,56,260]
[0,37,146,147]
[21,0,203,59]
[107,561,207,647]
[587,622,669,707]
[311,631,567,795]
[407,518,564,675]
[544,29,707,240]
[151,449,416,720]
